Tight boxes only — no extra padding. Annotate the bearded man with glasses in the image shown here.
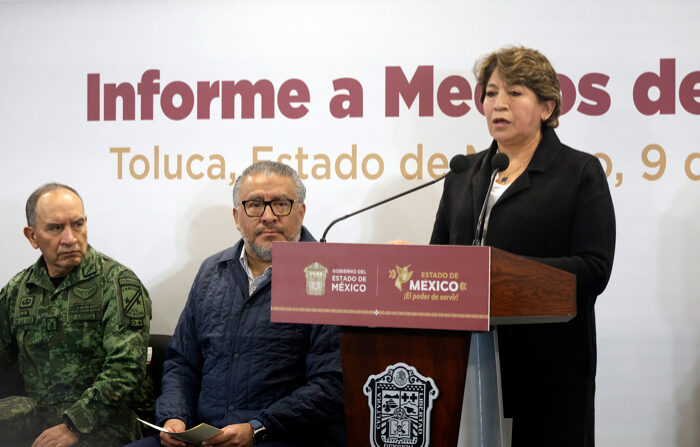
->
[127,161,345,447]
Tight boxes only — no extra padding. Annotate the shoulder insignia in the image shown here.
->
[117,277,146,324]
[72,285,98,300]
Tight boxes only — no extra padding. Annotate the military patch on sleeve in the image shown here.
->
[116,276,146,328]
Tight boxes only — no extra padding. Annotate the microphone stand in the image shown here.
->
[472,152,509,246]
[472,169,500,246]
[319,174,447,243]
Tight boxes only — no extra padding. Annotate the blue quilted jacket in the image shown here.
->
[156,228,345,446]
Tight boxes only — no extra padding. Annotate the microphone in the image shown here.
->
[472,152,509,246]
[449,154,469,173]
[319,154,470,242]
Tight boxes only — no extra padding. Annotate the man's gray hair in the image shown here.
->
[232,161,306,206]
[25,183,83,227]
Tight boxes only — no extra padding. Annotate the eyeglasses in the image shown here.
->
[240,199,295,217]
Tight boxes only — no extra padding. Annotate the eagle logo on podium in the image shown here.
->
[363,363,439,447]
[388,265,413,291]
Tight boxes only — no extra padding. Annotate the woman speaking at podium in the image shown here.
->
[430,47,616,446]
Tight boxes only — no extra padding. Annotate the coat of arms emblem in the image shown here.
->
[363,362,439,447]
[303,262,328,295]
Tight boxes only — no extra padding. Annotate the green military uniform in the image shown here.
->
[0,245,153,447]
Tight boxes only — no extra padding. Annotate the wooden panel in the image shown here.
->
[341,327,470,447]
[489,248,576,321]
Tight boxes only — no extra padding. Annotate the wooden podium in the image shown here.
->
[271,242,575,447]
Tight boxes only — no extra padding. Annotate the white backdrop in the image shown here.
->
[1,1,698,445]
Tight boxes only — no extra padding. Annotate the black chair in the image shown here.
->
[0,362,25,399]
[147,334,172,399]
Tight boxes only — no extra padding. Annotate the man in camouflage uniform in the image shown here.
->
[0,183,153,447]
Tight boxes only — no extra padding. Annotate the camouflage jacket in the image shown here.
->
[0,245,152,434]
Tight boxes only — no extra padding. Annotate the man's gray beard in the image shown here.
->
[246,240,272,262]
[243,226,302,262]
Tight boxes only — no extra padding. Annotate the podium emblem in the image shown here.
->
[364,363,439,447]
[303,262,328,295]
[388,265,413,291]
